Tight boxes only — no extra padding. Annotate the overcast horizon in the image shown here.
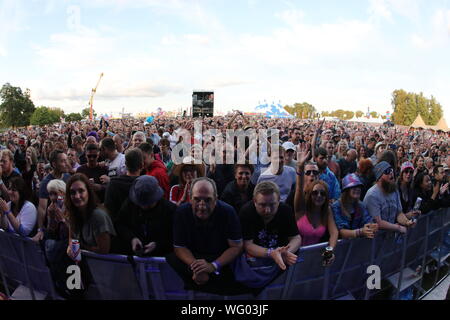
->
[1,0,449,120]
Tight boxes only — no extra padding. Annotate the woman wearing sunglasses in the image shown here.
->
[294,143,338,265]
[332,174,378,239]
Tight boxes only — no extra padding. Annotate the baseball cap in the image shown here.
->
[129,176,164,208]
[282,142,296,152]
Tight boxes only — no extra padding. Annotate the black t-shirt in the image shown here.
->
[76,165,108,184]
[239,202,299,249]
[2,170,21,187]
[173,200,242,258]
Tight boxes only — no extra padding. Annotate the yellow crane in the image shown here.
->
[89,72,104,121]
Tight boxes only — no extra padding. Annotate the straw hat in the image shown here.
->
[172,156,206,177]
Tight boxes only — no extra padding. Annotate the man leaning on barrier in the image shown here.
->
[363,161,417,234]
[166,177,250,295]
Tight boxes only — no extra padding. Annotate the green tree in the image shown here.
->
[66,113,83,122]
[356,111,364,118]
[30,106,60,126]
[51,107,65,120]
[82,107,97,119]
[285,102,316,119]
[0,83,36,127]
[392,89,444,126]
[370,111,378,118]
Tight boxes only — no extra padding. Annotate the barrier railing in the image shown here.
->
[0,208,449,300]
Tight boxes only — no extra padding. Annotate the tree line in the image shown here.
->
[0,83,96,128]
[284,89,444,125]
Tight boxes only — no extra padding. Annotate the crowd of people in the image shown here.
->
[0,111,449,298]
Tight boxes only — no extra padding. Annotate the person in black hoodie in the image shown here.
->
[104,148,143,222]
[115,175,176,257]
[412,172,442,215]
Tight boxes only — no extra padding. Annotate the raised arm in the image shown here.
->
[294,143,311,215]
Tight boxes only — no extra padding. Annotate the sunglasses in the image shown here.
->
[311,190,326,197]
[87,154,98,159]
[383,168,393,175]
[305,170,319,176]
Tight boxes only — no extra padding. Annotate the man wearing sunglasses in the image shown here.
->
[76,144,108,202]
[363,161,415,233]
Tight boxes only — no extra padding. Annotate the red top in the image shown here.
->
[146,160,170,199]
[169,184,191,204]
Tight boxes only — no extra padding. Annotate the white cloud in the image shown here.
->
[368,0,393,21]
[410,9,450,49]
[0,0,27,56]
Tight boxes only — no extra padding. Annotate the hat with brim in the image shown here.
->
[129,175,164,207]
[342,173,364,191]
[400,161,414,173]
[173,156,206,177]
[375,142,386,152]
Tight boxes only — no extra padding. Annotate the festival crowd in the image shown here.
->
[0,111,449,297]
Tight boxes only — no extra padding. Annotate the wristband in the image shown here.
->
[3,210,12,216]
[267,248,273,257]
[37,228,45,233]
[211,261,221,275]
[296,171,304,176]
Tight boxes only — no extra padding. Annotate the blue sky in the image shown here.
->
[1,0,449,120]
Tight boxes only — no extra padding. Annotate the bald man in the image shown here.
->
[166,177,250,295]
[338,149,358,179]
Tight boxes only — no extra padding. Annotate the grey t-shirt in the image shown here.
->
[363,184,402,223]
[74,208,116,248]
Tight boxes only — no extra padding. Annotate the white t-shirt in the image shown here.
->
[257,165,296,203]
[5,201,37,236]
[106,152,126,177]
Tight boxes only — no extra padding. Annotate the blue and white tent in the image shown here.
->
[255,102,294,119]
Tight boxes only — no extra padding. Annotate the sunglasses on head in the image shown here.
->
[311,190,326,197]
[305,170,319,176]
[383,167,393,175]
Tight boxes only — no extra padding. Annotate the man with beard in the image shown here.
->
[314,147,341,202]
[363,161,415,233]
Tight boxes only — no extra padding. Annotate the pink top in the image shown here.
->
[297,214,326,247]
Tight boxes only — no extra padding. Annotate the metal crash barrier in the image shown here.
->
[0,208,449,300]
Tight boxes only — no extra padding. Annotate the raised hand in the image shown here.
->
[296,142,311,167]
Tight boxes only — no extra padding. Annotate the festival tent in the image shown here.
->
[410,114,427,129]
[432,118,449,132]
[254,102,294,119]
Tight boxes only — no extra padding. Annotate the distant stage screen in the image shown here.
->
[192,91,214,117]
